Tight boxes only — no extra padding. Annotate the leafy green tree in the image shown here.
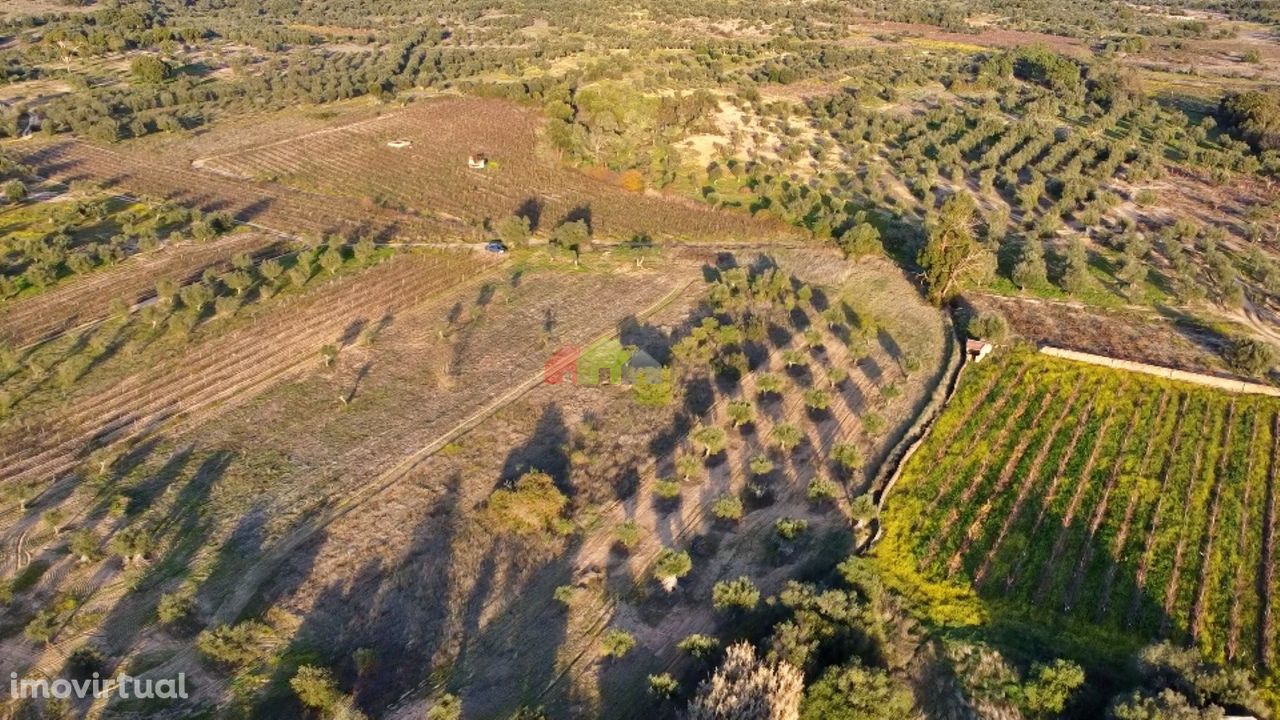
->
[918,193,994,304]
[770,423,803,452]
[550,219,589,264]
[654,478,682,500]
[496,215,532,248]
[633,368,675,407]
[1022,659,1086,718]
[67,529,98,562]
[131,55,173,84]
[157,586,194,626]
[1012,239,1048,289]
[726,400,754,427]
[692,424,728,457]
[775,517,808,540]
[757,373,784,397]
[1059,238,1092,295]
[654,548,693,588]
[803,388,831,411]
[291,665,341,712]
[800,661,913,720]
[830,443,863,472]
[673,453,703,482]
[1225,336,1276,377]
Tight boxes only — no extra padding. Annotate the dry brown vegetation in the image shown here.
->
[192,96,792,243]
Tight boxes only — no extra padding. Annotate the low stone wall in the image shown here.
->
[1039,346,1280,398]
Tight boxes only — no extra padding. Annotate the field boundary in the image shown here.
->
[864,315,964,550]
[1039,345,1280,397]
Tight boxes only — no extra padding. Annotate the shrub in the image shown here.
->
[554,584,576,605]
[687,642,803,720]
[3,180,27,203]
[675,454,703,481]
[807,478,839,502]
[649,673,680,699]
[775,517,808,540]
[712,495,744,521]
[712,577,760,611]
[130,55,173,84]
[654,478,682,500]
[799,660,913,720]
[614,520,641,550]
[426,694,463,720]
[1224,336,1276,377]
[967,311,1009,342]
[157,586,195,626]
[850,494,878,524]
[486,471,569,535]
[291,665,341,711]
[602,629,636,658]
[862,413,887,436]
[196,620,276,670]
[678,633,720,659]
[749,455,774,476]
[830,443,863,471]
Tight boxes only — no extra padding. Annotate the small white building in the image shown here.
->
[467,154,488,170]
[966,338,994,363]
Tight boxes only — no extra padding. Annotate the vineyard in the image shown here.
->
[877,349,1280,668]
[193,96,791,242]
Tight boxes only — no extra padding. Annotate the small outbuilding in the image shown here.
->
[467,153,488,170]
[966,338,994,363]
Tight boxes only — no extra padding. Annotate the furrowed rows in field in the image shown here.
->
[16,141,460,241]
[0,251,485,486]
[0,232,273,347]
[194,97,786,242]
[880,351,1280,667]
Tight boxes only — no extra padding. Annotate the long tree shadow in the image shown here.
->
[500,403,573,496]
